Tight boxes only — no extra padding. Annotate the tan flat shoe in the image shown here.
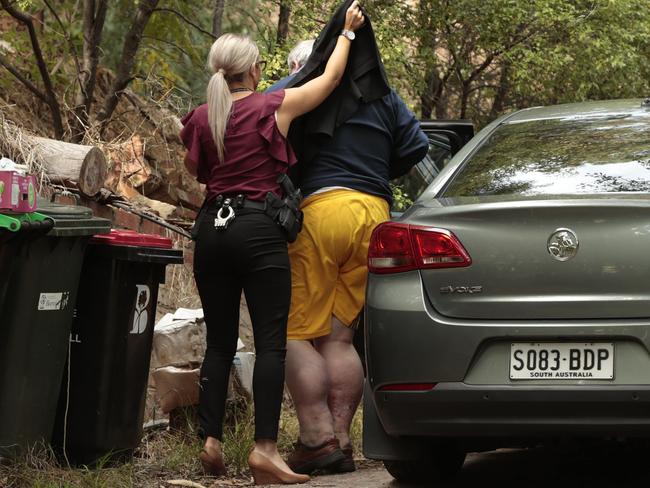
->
[199,448,227,476]
[248,451,310,485]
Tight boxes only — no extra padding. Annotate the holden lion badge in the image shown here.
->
[547,228,579,262]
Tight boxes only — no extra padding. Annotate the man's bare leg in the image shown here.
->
[285,339,336,446]
[314,317,364,449]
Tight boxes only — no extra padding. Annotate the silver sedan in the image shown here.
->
[363,98,650,483]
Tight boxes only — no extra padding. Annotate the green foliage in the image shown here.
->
[391,183,413,212]
[2,0,650,133]
[221,403,256,474]
[508,0,650,108]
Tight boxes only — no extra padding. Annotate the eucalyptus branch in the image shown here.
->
[466,83,502,95]
[142,36,192,59]
[68,0,109,142]
[97,0,159,130]
[154,7,216,40]
[212,0,226,38]
[467,25,539,84]
[43,0,85,96]
[0,0,64,138]
[231,6,267,39]
[277,0,290,46]
[443,22,464,84]
[0,52,49,103]
[467,52,497,83]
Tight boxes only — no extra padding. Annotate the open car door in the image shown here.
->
[356,120,475,365]
[391,120,474,211]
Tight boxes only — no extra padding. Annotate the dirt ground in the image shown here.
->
[288,463,391,488]
[164,461,391,488]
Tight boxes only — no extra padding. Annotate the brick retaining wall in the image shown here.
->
[50,193,195,265]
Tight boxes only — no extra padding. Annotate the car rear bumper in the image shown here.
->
[365,273,650,388]
[374,382,650,437]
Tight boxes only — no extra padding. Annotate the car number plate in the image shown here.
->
[510,343,614,380]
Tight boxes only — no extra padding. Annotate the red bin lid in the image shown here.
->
[90,229,174,249]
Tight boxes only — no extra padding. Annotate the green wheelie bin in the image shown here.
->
[0,203,110,459]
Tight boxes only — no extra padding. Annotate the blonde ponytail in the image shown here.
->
[206,71,232,163]
[206,34,260,163]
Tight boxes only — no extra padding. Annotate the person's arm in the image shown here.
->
[179,109,202,178]
[276,1,365,137]
[389,92,430,179]
[184,153,198,177]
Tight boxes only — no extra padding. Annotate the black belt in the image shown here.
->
[238,200,266,211]
[208,195,266,211]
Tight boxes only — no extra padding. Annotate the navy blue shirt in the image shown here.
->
[267,74,296,93]
[301,89,428,204]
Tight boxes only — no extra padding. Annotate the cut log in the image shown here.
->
[31,136,107,197]
[104,135,152,192]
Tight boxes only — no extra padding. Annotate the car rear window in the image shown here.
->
[443,111,650,196]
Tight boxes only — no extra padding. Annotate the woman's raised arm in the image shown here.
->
[275,1,365,137]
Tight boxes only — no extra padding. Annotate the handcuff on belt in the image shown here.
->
[212,194,266,230]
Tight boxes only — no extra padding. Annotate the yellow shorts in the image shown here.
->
[287,189,390,340]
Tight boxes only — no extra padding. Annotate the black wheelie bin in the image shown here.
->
[53,229,183,465]
[0,204,110,460]
[0,212,53,315]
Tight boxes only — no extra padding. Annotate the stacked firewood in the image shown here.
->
[0,98,203,227]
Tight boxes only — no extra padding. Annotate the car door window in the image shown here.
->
[391,133,453,211]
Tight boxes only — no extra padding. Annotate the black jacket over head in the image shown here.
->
[286,0,390,167]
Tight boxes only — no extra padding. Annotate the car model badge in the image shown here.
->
[440,285,483,294]
[547,228,579,261]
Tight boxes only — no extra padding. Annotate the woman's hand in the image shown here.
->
[344,1,365,32]
[277,0,365,136]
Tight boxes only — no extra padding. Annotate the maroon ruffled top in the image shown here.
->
[180,90,297,202]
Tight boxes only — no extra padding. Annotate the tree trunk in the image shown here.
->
[277,1,290,46]
[0,0,64,139]
[420,68,447,120]
[71,0,109,142]
[30,136,108,196]
[212,0,225,38]
[489,61,510,121]
[420,70,436,119]
[459,80,471,119]
[96,0,160,130]
[434,89,449,119]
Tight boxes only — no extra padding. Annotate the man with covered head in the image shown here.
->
[269,39,429,475]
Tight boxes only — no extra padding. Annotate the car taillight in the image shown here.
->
[366,223,415,273]
[368,222,471,274]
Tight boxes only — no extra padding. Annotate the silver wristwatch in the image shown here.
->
[341,29,356,41]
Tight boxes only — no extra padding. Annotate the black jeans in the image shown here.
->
[193,207,290,441]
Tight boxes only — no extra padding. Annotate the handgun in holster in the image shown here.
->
[265,174,304,242]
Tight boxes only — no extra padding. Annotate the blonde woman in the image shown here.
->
[179,2,365,485]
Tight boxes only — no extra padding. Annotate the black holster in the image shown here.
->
[265,174,303,243]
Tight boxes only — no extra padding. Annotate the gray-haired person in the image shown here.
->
[268,39,429,476]
[283,87,428,473]
[267,40,315,92]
